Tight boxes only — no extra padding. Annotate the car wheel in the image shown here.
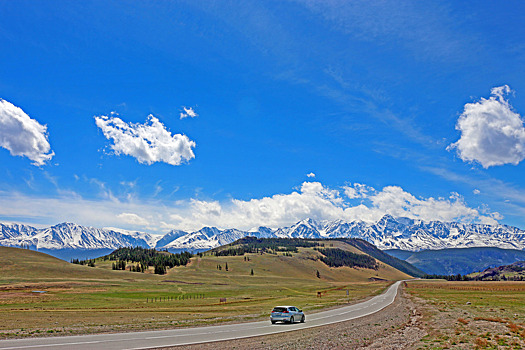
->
[300,315,305,323]
[290,316,294,324]
[271,320,276,324]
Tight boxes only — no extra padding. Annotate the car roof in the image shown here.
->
[273,306,296,308]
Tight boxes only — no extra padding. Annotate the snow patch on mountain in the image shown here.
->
[0,222,154,250]
[1,215,525,252]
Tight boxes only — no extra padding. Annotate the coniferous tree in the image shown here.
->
[154,265,166,275]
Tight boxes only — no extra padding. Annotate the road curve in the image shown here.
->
[0,281,402,350]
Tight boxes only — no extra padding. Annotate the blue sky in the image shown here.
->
[1,1,525,234]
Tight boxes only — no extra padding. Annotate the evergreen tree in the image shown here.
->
[225,262,229,271]
[250,269,254,276]
[316,270,321,279]
[154,265,166,275]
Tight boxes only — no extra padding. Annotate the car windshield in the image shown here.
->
[272,307,287,312]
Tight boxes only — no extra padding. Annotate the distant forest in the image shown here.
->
[316,248,378,270]
[212,237,321,256]
[72,247,192,275]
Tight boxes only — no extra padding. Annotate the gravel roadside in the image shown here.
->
[153,287,426,350]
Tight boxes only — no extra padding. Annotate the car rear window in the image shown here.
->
[272,307,286,312]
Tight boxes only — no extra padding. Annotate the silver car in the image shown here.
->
[270,306,305,324]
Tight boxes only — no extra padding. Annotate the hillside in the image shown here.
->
[468,261,525,281]
[208,237,418,280]
[340,238,425,277]
[386,247,525,275]
[0,242,411,337]
[0,246,138,281]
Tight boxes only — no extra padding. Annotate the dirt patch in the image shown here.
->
[0,291,45,300]
[0,281,100,291]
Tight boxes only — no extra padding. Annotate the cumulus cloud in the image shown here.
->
[306,172,316,178]
[94,113,195,166]
[473,189,481,195]
[343,183,374,199]
[0,99,54,166]
[180,107,198,119]
[0,181,500,233]
[448,85,525,168]
[117,212,150,226]
[366,186,497,224]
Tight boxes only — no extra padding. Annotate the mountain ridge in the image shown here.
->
[1,215,525,252]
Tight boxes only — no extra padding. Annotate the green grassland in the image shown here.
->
[0,242,410,338]
[406,280,525,349]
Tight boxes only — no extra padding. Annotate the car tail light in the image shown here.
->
[282,310,289,313]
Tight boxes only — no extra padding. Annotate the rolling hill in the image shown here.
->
[468,261,525,281]
[207,237,421,279]
[0,239,413,337]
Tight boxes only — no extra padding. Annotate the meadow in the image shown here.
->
[0,243,409,338]
[406,280,525,349]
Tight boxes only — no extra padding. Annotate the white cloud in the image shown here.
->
[448,85,525,168]
[306,172,316,178]
[366,186,497,225]
[343,183,374,199]
[0,99,54,166]
[0,180,500,233]
[473,189,481,195]
[117,212,150,226]
[180,107,198,119]
[94,113,195,166]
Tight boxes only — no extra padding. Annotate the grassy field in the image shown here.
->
[0,243,410,338]
[406,280,525,349]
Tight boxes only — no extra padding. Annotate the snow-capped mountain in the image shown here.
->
[0,222,155,250]
[1,215,525,252]
[160,216,525,251]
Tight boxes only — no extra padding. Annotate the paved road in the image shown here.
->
[0,281,401,350]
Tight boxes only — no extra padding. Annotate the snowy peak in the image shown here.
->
[154,230,188,248]
[0,222,155,250]
[0,223,37,240]
[1,217,525,252]
[248,226,274,238]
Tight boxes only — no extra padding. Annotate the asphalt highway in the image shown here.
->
[0,281,401,350]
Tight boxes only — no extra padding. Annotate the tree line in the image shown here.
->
[212,237,321,257]
[315,248,379,270]
[107,247,192,269]
[72,247,192,275]
[71,258,95,267]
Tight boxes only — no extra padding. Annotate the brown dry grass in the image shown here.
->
[406,280,525,349]
[457,317,469,325]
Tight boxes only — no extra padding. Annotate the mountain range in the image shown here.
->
[2,215,525,253]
